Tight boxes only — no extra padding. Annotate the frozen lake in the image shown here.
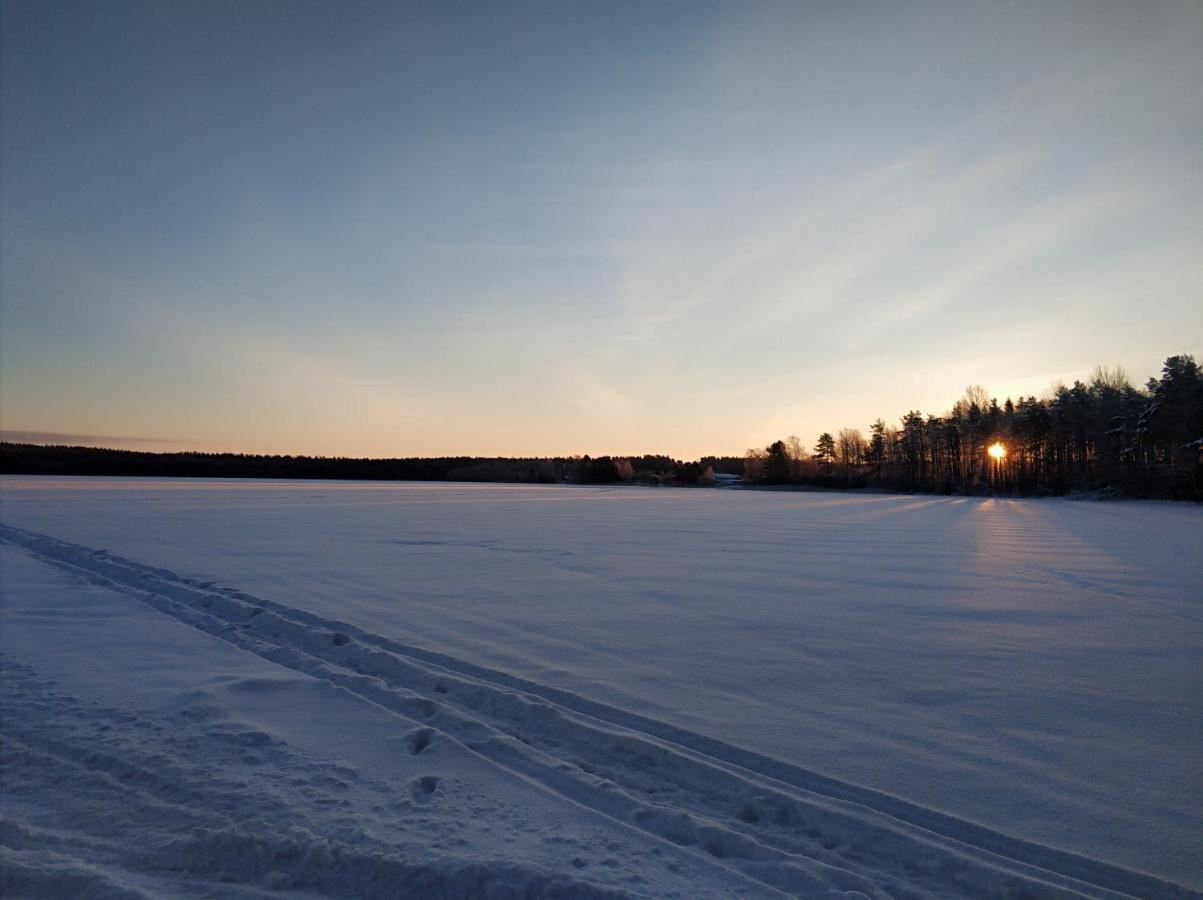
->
[2,477,1200,897]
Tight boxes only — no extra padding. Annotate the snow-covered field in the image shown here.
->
[1,477,1200,899]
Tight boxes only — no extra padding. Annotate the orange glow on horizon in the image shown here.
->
[987,442,1007,460]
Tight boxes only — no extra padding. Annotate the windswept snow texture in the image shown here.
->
[1,477,1200,899]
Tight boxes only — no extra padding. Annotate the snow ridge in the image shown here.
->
[2,524,1195,900]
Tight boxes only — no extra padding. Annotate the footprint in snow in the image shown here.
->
[405,728,434,755]
[409,775,439,802]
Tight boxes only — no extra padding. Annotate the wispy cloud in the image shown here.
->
[4,2,1199,457]
[0,430,196,449]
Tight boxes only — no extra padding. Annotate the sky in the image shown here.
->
[2,1,1201,459]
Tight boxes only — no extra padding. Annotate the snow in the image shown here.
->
[2,477,1200,898]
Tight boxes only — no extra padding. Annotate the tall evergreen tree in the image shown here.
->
[813,433,836,470]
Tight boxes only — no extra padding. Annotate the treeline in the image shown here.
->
[3,355,1198,499]
[745,355,1202,500]
[0,443,744,487]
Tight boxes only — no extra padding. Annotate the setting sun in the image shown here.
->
[988,442,1007,460]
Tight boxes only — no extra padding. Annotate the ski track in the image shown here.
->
[0,656,633,899]
[2,523,1195,900]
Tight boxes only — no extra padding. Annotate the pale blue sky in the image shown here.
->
[2,1,1200,457]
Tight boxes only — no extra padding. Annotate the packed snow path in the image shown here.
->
[2,478,1201,897]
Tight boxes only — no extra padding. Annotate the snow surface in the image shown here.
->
[1,476,1200,898]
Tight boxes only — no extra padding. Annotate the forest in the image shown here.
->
[0,444,703,487]
[2,355,1199,499]
[743,354,1202,500]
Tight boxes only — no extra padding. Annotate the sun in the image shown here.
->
[987,442,1007,460]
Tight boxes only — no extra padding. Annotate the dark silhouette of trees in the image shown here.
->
[813,433,836,471]
[0,447,651,487]
[737,354,1202,500]
[673,460,705,485]
[4,355,1199,499]
[836,429,866,482]
[699,455,745,476]
[764,440,793,484]
[575,456,631,484]
[866,420,887,479]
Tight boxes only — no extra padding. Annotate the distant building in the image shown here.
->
[712,473,744,488]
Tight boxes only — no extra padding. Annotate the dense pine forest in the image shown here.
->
[3,355,1200,499]
[744,355,1201,500]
